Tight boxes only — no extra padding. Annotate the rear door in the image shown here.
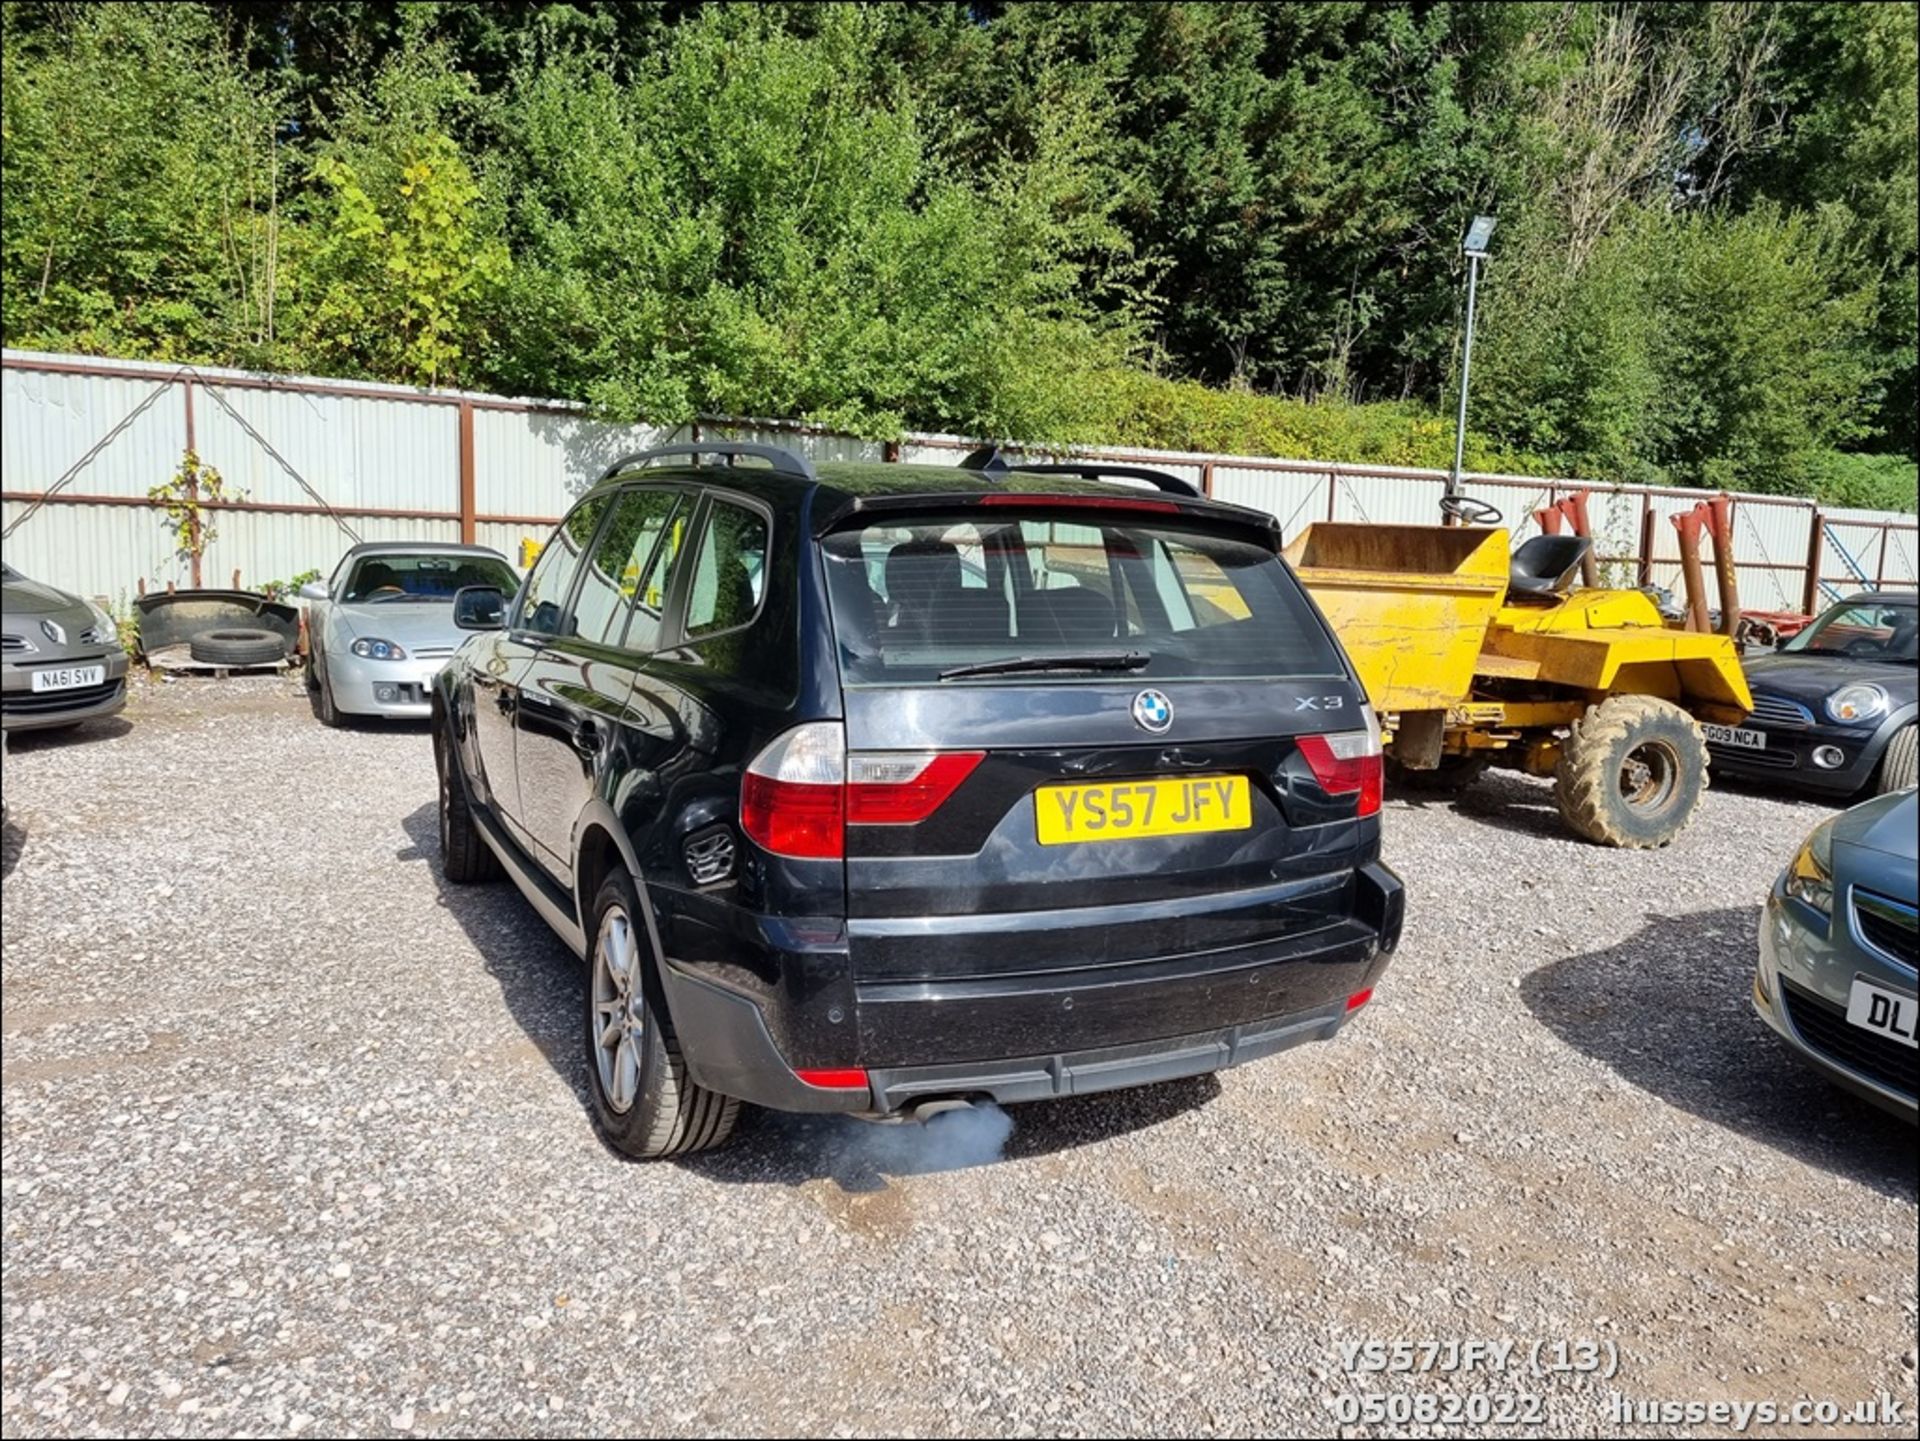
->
[467,503,607,830]
[820,502,1374,1020]
[515,485,688,883]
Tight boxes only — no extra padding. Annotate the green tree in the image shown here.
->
[488,6,1134,437]
[1732,1,1917,455]
[286,36,509,386]
[0,2,289,362]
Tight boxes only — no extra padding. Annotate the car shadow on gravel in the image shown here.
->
[398,804,594,1108]
[397,802,1223,1191]
[3,717,134,750]
[1520,905,1915,1200]
[1,812,23,879]
[1707,769,1857,814]
[1387,770,1567,842]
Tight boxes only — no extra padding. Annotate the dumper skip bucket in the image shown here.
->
[1282,523,1512,714]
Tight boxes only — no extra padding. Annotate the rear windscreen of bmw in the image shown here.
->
[820,509,1343,685]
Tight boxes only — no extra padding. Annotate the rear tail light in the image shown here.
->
[1297,707,1383,817]
[741,724,984,858]
[847,751,984,823]
[741,722,845,859]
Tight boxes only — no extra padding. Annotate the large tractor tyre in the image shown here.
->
[434,725,501,884]
[1874,723,1917,795]
[582,873,739,1160]
[1555,695,1709,849]
[1385,754,1489,794]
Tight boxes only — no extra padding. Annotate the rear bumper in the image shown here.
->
[864,998,1362,1112]
[661,860,1403,1115]
[661,959,1379,1116]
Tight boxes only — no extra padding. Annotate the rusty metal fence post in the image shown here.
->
[1802,513,1826,616]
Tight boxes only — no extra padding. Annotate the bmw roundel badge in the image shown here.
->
[1132,688,1174,733]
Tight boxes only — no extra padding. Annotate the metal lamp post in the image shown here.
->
[1445,214,1496,523]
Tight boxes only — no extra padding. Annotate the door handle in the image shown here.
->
[570,716,604,755]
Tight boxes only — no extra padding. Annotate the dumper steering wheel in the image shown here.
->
[1440,493,1503,525]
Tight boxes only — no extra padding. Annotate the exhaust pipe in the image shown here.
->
[852,1097,981,1125]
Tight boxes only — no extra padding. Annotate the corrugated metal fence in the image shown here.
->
[3,348,1914,615]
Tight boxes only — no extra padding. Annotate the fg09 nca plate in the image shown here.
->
[29,664,105,693]
[1701,723,1765,750]
[1036,774,1251,845]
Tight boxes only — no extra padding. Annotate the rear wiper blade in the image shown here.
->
[938,651,1150,681]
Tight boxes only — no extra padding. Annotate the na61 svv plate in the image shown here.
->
[1035,774,1251,845]
[29,664,105,693]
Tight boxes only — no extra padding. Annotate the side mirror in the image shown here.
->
[453,585,507,631]
[298,580,329,601]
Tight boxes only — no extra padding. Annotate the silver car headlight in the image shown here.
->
[82,601,121,647]
[1825,682,1887,724]
[350,637,409,661]
[1784,818,1835,915]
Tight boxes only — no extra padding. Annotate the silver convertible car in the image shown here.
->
[301,542,519,725]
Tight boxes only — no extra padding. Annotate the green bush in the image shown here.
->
[1803,451,1919,512]
[1074,370,1545,474]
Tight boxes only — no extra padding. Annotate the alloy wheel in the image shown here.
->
[591,907,645,1113]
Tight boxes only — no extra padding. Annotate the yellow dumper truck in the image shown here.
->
[1282,523,1752,848]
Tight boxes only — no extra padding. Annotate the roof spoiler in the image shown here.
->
[957,444,1201,498]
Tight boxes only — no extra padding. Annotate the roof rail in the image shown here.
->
[957,445,1200,498]
[600,441,816,483]
[1008,461,1202,499]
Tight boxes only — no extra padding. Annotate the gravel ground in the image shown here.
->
[2,674,1915,1438]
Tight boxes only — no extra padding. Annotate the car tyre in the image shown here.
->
[307,651,344,728]
[583,872,738,1160]
[435,725,500,884]
[1874,723,1917,795]
[1555,695,1707,848]
[188,628,286,667]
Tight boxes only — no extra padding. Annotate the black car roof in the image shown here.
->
[589,453,1278,536]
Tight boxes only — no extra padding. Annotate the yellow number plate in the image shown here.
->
[1034,775,1251,845]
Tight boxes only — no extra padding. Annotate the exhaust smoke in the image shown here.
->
[822,1101,1015,1183]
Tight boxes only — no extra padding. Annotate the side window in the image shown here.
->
[575,488,683,650]
[631,501,692,647]
[684,500,770,639]
[517,496,607,636]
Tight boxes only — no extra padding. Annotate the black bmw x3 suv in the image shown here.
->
[432,443,1403,1158]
